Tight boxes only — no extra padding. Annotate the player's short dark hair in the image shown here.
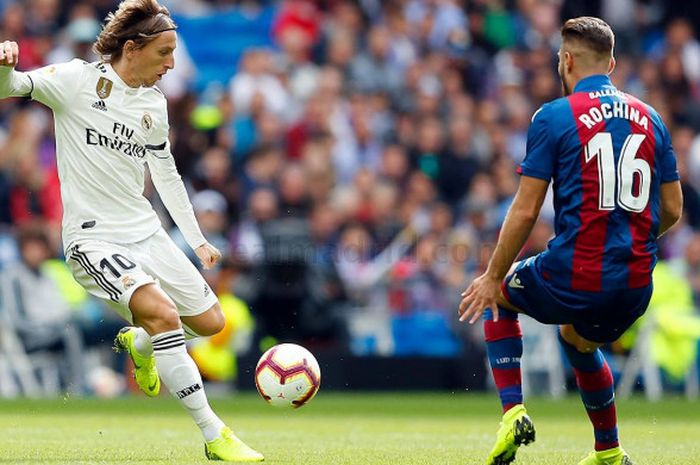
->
[561,16,614,56]
[93,0,176,62]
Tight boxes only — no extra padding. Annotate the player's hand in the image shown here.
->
[458,273,501,324]
[0,41,19,67]
[195,242,222,270]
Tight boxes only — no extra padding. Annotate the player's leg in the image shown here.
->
[66,242,161,396]
[484,261,525,411]
[484,261,535,465]
[485,299,523,413]
[559,325,632,465]
[128,284,224,439]
[68,239,261,461]
[180,302,225,338]
[129,283,263,462]
[143,230,263,461]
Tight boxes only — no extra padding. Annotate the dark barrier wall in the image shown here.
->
[236,351,487,391]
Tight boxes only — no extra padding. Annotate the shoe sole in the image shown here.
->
[490,415,536,465]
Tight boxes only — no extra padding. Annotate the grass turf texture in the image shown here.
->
[0,393,697,464]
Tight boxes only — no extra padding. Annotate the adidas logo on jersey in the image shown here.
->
[91,100,107,112]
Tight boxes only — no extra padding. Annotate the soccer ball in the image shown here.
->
[254,343,321,408]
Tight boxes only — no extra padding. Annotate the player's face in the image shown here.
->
[133,30,176,87]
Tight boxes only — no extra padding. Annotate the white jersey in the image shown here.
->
[0,60,206,251]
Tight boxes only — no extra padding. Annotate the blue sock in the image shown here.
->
[559,334,618,451]
[484,308,523,412]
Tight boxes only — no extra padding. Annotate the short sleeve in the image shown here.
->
[518,105,554,181]
[26,59,85,111]
[657,122,680,183]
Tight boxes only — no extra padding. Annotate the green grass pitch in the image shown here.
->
[0,392,698,464]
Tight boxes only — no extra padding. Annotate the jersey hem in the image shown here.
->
[63,224,162,256]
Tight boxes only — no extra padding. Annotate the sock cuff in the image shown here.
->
[498,308,519,320]
[484,309,522,342]
[152,328,186,352]
[484,307,519,321]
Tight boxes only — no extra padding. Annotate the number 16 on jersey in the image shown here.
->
[585,132,650,213]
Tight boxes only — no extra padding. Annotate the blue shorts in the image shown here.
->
[501,255,653,343]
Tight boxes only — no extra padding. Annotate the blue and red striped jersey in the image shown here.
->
[518,74,680,292]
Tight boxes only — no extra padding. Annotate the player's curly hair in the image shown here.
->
[93,0,177,62]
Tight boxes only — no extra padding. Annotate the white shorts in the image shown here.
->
[66,228,218,323]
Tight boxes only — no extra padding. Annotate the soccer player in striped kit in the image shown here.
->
[0,0,262,461]
[459,17,683,465]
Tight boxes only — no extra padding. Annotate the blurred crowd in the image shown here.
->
[0,0,700,392]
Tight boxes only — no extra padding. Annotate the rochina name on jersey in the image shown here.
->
[577,99,649,131]
[85,121,148,159]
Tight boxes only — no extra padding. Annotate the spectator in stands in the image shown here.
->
[0,224,84,391]
[350,25,403,99]
[192,145,240,220]
[230,49,290,119]
[171,189,230,269]
[8,145,62,244]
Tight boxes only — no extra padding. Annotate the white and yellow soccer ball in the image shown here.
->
[254,343,321,408]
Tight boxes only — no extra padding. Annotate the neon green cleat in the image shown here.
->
[205,427,264,462]
[113,326,160,397]
[485,404,536,465]
[577,447,633,465]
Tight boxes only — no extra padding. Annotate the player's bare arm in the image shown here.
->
[658,180,683,236]
[458,175,549,324]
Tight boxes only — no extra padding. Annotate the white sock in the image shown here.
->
[132,326,153,356]
[152,329,225,441]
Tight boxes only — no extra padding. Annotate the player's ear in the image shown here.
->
[607,56,616,75]
[123,40,136,59]
[564,51,574,73]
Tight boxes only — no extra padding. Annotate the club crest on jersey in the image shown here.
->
[121,275,136,290]
[141,112,153,131]
[96,77,113,100]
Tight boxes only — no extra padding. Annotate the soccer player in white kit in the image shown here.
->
[0,0,263,461]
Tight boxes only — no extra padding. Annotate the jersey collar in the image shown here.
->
[105,62,141,95]
[573,74,615,93]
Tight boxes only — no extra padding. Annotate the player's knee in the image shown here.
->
[205,304,226,335]
[155,302,181,331]
[574,342,598,353]
[191,304,226,337]
[560,325,599,353]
